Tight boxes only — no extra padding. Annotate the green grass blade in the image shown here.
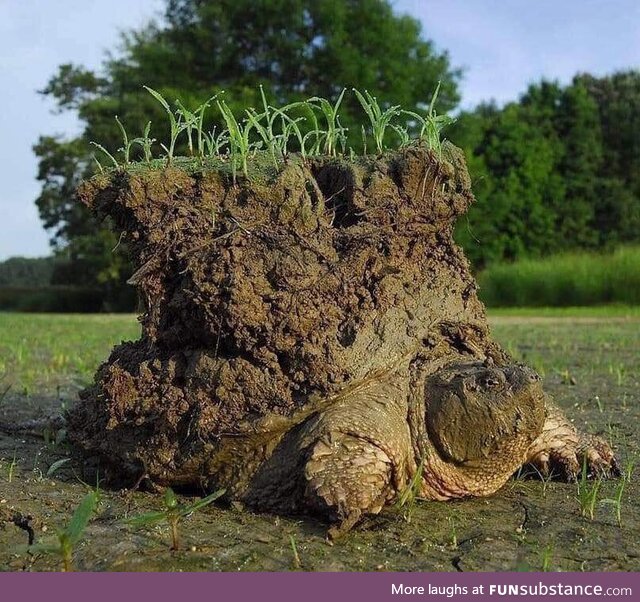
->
[46,457,71,477]
[66,491,97,545]
[143,85,171,113]
[89,142,118,168]
[179,488,226,516]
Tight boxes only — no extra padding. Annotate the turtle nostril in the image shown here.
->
[480,377,500,388]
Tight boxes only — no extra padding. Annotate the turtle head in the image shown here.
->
[421,361,546,496]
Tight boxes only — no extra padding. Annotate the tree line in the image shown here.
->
[453,72,640,267]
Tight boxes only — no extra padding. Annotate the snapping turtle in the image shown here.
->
[67,143,618,533]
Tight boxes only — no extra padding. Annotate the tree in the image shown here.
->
[35,0,461,308]
[450,71,640,267]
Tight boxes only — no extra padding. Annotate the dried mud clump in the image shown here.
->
[68,142,504,487]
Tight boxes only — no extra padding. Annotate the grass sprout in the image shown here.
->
[218,100,254,181]
[91,85,454,172]
[289,535,301,569]
[125,487,225,550]
[402,81,455,156]
[448,515,458,550]
[144,86,186,165]
[600,480,626,527]
[600,456,635,526]
[90,142,118,169]
[307,88,348,157]
[30,491,98,572]
[541,544,554,572]
[394,456,425,522]
[175,94,220,157]
[577,457,602,520]
[203,126,229,157]
[392,124,411,148]
[354,89,402,154]
[7,450,17,482]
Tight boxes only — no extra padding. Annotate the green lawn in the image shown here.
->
[0,313,140,396]
[488,305,640,318]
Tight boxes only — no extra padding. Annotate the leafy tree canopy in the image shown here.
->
[451,70,640,267]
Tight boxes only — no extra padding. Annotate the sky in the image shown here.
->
[0,0,638,261]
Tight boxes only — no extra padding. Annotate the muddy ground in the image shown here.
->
[0,314,637,572]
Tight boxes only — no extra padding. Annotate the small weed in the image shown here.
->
[289,535,301,569]
[402,81,455,156]
[540,544,554,572]
[90,141,118,168]
[144,86,188,165]
[600,480,626,527]
[115,116,135,165]
[30,491,98,571]
[245,86,305,164]
[594,395,604,413]
[125,487,225,550]
[354,89,402,154]
[448,515,458,550]
[394,456,425,522]
[218,100,254,181]
[7,450,17,482]
[136,121,155,162]
[530,464,555,497]
[576,458,602,520]
[203,126,229,158]
[306,89,348,157]
[392,124,411,148]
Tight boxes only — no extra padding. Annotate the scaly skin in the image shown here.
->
[239,374,415,531]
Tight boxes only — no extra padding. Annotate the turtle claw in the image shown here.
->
[610,456,622,478]
[549,448,580,482]
[526,402,620,484]
[577,434,620,480]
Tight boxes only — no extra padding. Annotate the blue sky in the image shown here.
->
[1,0,638,260]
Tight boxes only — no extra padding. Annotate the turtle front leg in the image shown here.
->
[242,375,414,536]
[304,432,395,539]
[301,376,415,538]
[525,399,620,481]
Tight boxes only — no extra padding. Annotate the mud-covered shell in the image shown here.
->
[69,143,499,486]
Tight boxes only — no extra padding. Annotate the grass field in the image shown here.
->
[0,313,140,397]
[0,310,638,571]
[479,246,640,307]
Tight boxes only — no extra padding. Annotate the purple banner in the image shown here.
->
[0,572,637,602]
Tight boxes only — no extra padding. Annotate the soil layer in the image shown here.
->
[68,144,505,490]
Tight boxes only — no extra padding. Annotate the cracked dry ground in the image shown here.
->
[1,314,638,572]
